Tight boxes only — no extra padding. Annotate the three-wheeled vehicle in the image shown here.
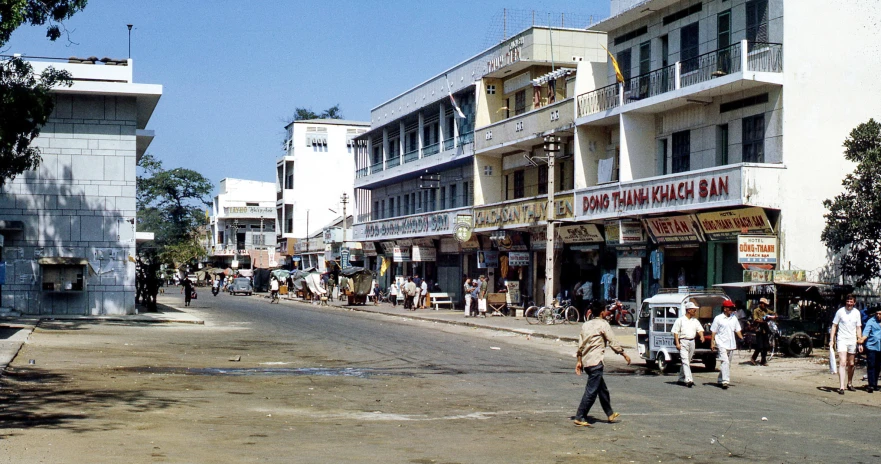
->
[636,288,730,372]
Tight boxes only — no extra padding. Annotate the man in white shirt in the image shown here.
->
[710,300,743,389]
[830,294,863,394]
[672,301,705,387]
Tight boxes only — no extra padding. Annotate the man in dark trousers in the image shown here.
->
[182,276,194,307]
[573,306,631,427]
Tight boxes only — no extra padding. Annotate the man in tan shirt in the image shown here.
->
[573,306,631,427]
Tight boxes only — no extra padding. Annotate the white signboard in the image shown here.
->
[411,246,437,262]
[508,251,530,267]
[737,235,778,264]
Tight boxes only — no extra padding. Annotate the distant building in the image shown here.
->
[208,178,277,270]
[276,119,368,267]
[0,56,161,315]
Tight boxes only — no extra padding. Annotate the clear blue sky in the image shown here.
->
[7,0,609,188]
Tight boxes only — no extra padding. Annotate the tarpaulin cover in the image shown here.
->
[252,268,271,292]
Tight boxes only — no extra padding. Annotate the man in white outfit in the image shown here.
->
[710,300,743,389]
[672,301,705,387]
[830,294,863,394]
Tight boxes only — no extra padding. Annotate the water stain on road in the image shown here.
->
[115,366,422,378]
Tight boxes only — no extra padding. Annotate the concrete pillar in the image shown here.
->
[382,129,389,169]
[619,113,656,182]
[399,121,406,162]
[418,112,424,157]
[439,103,447,148]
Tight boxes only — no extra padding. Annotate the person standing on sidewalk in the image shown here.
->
[405,278,418,311]
[463,278,473,317]
[182,277,194,307]
[573,306,631,427]
[420,279,429,309]
[830,294,862,394]
[672,302,704,387]
[751,298,777,366]
[477,275,488,318]
[388,281,399,307]
[710,300,743,389]
[859,309,881,393]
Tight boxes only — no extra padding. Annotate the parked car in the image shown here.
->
[229,277,253,296]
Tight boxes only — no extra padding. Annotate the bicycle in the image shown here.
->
[535,300,579,325]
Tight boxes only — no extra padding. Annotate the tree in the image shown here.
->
[822,119,881,286]
[286,104,344,124]
[0,0,88,188]
[136,154,213,249]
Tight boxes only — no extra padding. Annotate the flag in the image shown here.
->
[601,45,625,84]
[444,74,467,119]
[380,256,389,276]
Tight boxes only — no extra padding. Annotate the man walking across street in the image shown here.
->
[573,306,631,427]
[672,301,705,387]
[477,275,488,318]
[710,300,743,389]
[751,298,777,366]
[859,308,881,393]
[830,294,862,394]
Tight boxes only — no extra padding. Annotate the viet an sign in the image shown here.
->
[643,214,705,244]
[576,166,744,221]
[473,196,575,230]
[508,251,530,267]
[558,224,603,244]
[698,208,773,240]
[737,235,778,264]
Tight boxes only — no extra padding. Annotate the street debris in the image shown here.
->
[229,355,241,362]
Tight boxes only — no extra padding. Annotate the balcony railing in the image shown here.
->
[386,156,401,168]
[443,138,455,151]
[577,83,620,118]
[680,42,742,88]
[458,131,474,145]
[370,161,384,173]
[403,149,420,163]
[577,41,782,118]
[356,167,368,178]
[422,142,440,157]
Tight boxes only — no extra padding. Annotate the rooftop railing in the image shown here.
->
[577,83,620,118]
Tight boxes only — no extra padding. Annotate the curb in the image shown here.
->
[0,324,35,376]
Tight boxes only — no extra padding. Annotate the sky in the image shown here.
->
[7,0,609,190]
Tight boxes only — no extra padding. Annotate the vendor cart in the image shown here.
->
[340,266,375,306]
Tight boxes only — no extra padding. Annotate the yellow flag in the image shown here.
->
[205,209,210,222]
[380,257,389,276]
[602,45,625,84]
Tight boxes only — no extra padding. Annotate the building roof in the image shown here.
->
[285,118,370,129]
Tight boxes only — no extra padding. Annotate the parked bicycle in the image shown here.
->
[527,299,579,325]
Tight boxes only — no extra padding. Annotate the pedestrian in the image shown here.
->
[573,305,631,427]
[672,301,705,387]
[710,300,743,389]
[477,275,488,318]
[831,294,862,394]
[750,297,777,366]
[371,283,381,306]
[859,308,881,393]
[420,279,429,309]
[405,278,418,310]
[413,274,422,289]
[269,276,280,301]
[182,276,194,307]
[389,280,399,307]
[463,277,473,317]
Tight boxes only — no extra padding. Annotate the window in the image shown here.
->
[440,186,446,210]
[638,41,651,98]
[662,3,702,26]
[463,181,470,205]
[41,264,85,291]
[429,189,436,211]
[616,48,632,84]
[246,202,258,207]
[513,170,525,199]
[680,22,699,73]
[672,130,690,173]
[285,173,293,190]
[484,166,493,176]
[450,184,458,208]
[486,84,496,95]
[538,165,548,195]
[742,115,765,163]
[397,196,402,216]
[657,139,668,175]
[372,146,381,164]
[717,124,729,165]
[514,90,526,115]
[417,192,422,212]
[403,194,409,215]
[380,200,386,219]
[746,0,769,46]
[252,234,265,246]
[373,201,379,219]
[388,198,395,218]
[613,25,648,46]
[717,10,732,73]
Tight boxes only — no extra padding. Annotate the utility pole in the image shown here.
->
[340,193,349,244]
[127,24,132,59]
[543,135,561,307]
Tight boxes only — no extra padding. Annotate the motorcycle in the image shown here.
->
[605,299,635,327]
[211,286,220,297]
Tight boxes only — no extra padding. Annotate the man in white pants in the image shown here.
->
[710,300,743,389]
[830,294,863,394]
[463,278,473,317]
[672,302,705,387]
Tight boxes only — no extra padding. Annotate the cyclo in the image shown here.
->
[636,288,730,372]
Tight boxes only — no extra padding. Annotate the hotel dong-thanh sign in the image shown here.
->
[473,196,575,230]
[354,210,461,241]
[576,167,742,221]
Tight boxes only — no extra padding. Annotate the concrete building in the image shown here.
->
[565,0,881,309]
[352,26,608,305]
[276,119,368,267]
[208,178,277,270]
[0,56,161,315]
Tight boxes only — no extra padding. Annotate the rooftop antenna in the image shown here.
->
[127,24,133,59]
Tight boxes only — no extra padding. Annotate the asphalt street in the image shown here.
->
[1,291,879,463]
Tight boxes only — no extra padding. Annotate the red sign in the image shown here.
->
[582,176,730,214]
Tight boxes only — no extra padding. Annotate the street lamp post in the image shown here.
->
[126,24,133,59]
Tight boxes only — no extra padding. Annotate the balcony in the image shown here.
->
[422,142,440,157]
[474,99,574,155]
[577,41,783,122]
[369,160,384,174]
[403,148,419,163]
[354,134,474,189]
[356,167,368,178]
[386,156,401,168]
[443,138,455,151]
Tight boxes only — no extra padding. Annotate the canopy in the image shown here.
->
[271,269,291,280]
[237,269,253,277]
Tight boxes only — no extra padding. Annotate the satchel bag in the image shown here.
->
[191,289,198,300]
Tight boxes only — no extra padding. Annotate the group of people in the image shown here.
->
[374,275,436,310]
[463,275,489,318]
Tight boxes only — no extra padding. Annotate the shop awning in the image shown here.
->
[713,282,832,289]
[237,269,253,277]
[37,257,90,266]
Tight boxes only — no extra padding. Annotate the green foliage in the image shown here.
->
[287,104,344,123]
[137,154,213,259]
[158,236,207,268]
[822,119,881,286]
[0,0,87,187]
[0,57,71,188]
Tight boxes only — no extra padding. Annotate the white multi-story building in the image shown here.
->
[0,55,161,315]
[209,178,277,269]
[565,0,881,307]
[276,119,368,266]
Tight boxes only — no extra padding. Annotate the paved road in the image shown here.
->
[1,292,878,463]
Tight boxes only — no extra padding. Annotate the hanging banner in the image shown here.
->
[477,250,499,268]
[643,214,705,244]
[529,228,563,250]
[496,231,529,250]
[508,251,531,267]
[737,235,778,264]
[411,246,437,262]
[558,224,604,244]
[698,207,773,241]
